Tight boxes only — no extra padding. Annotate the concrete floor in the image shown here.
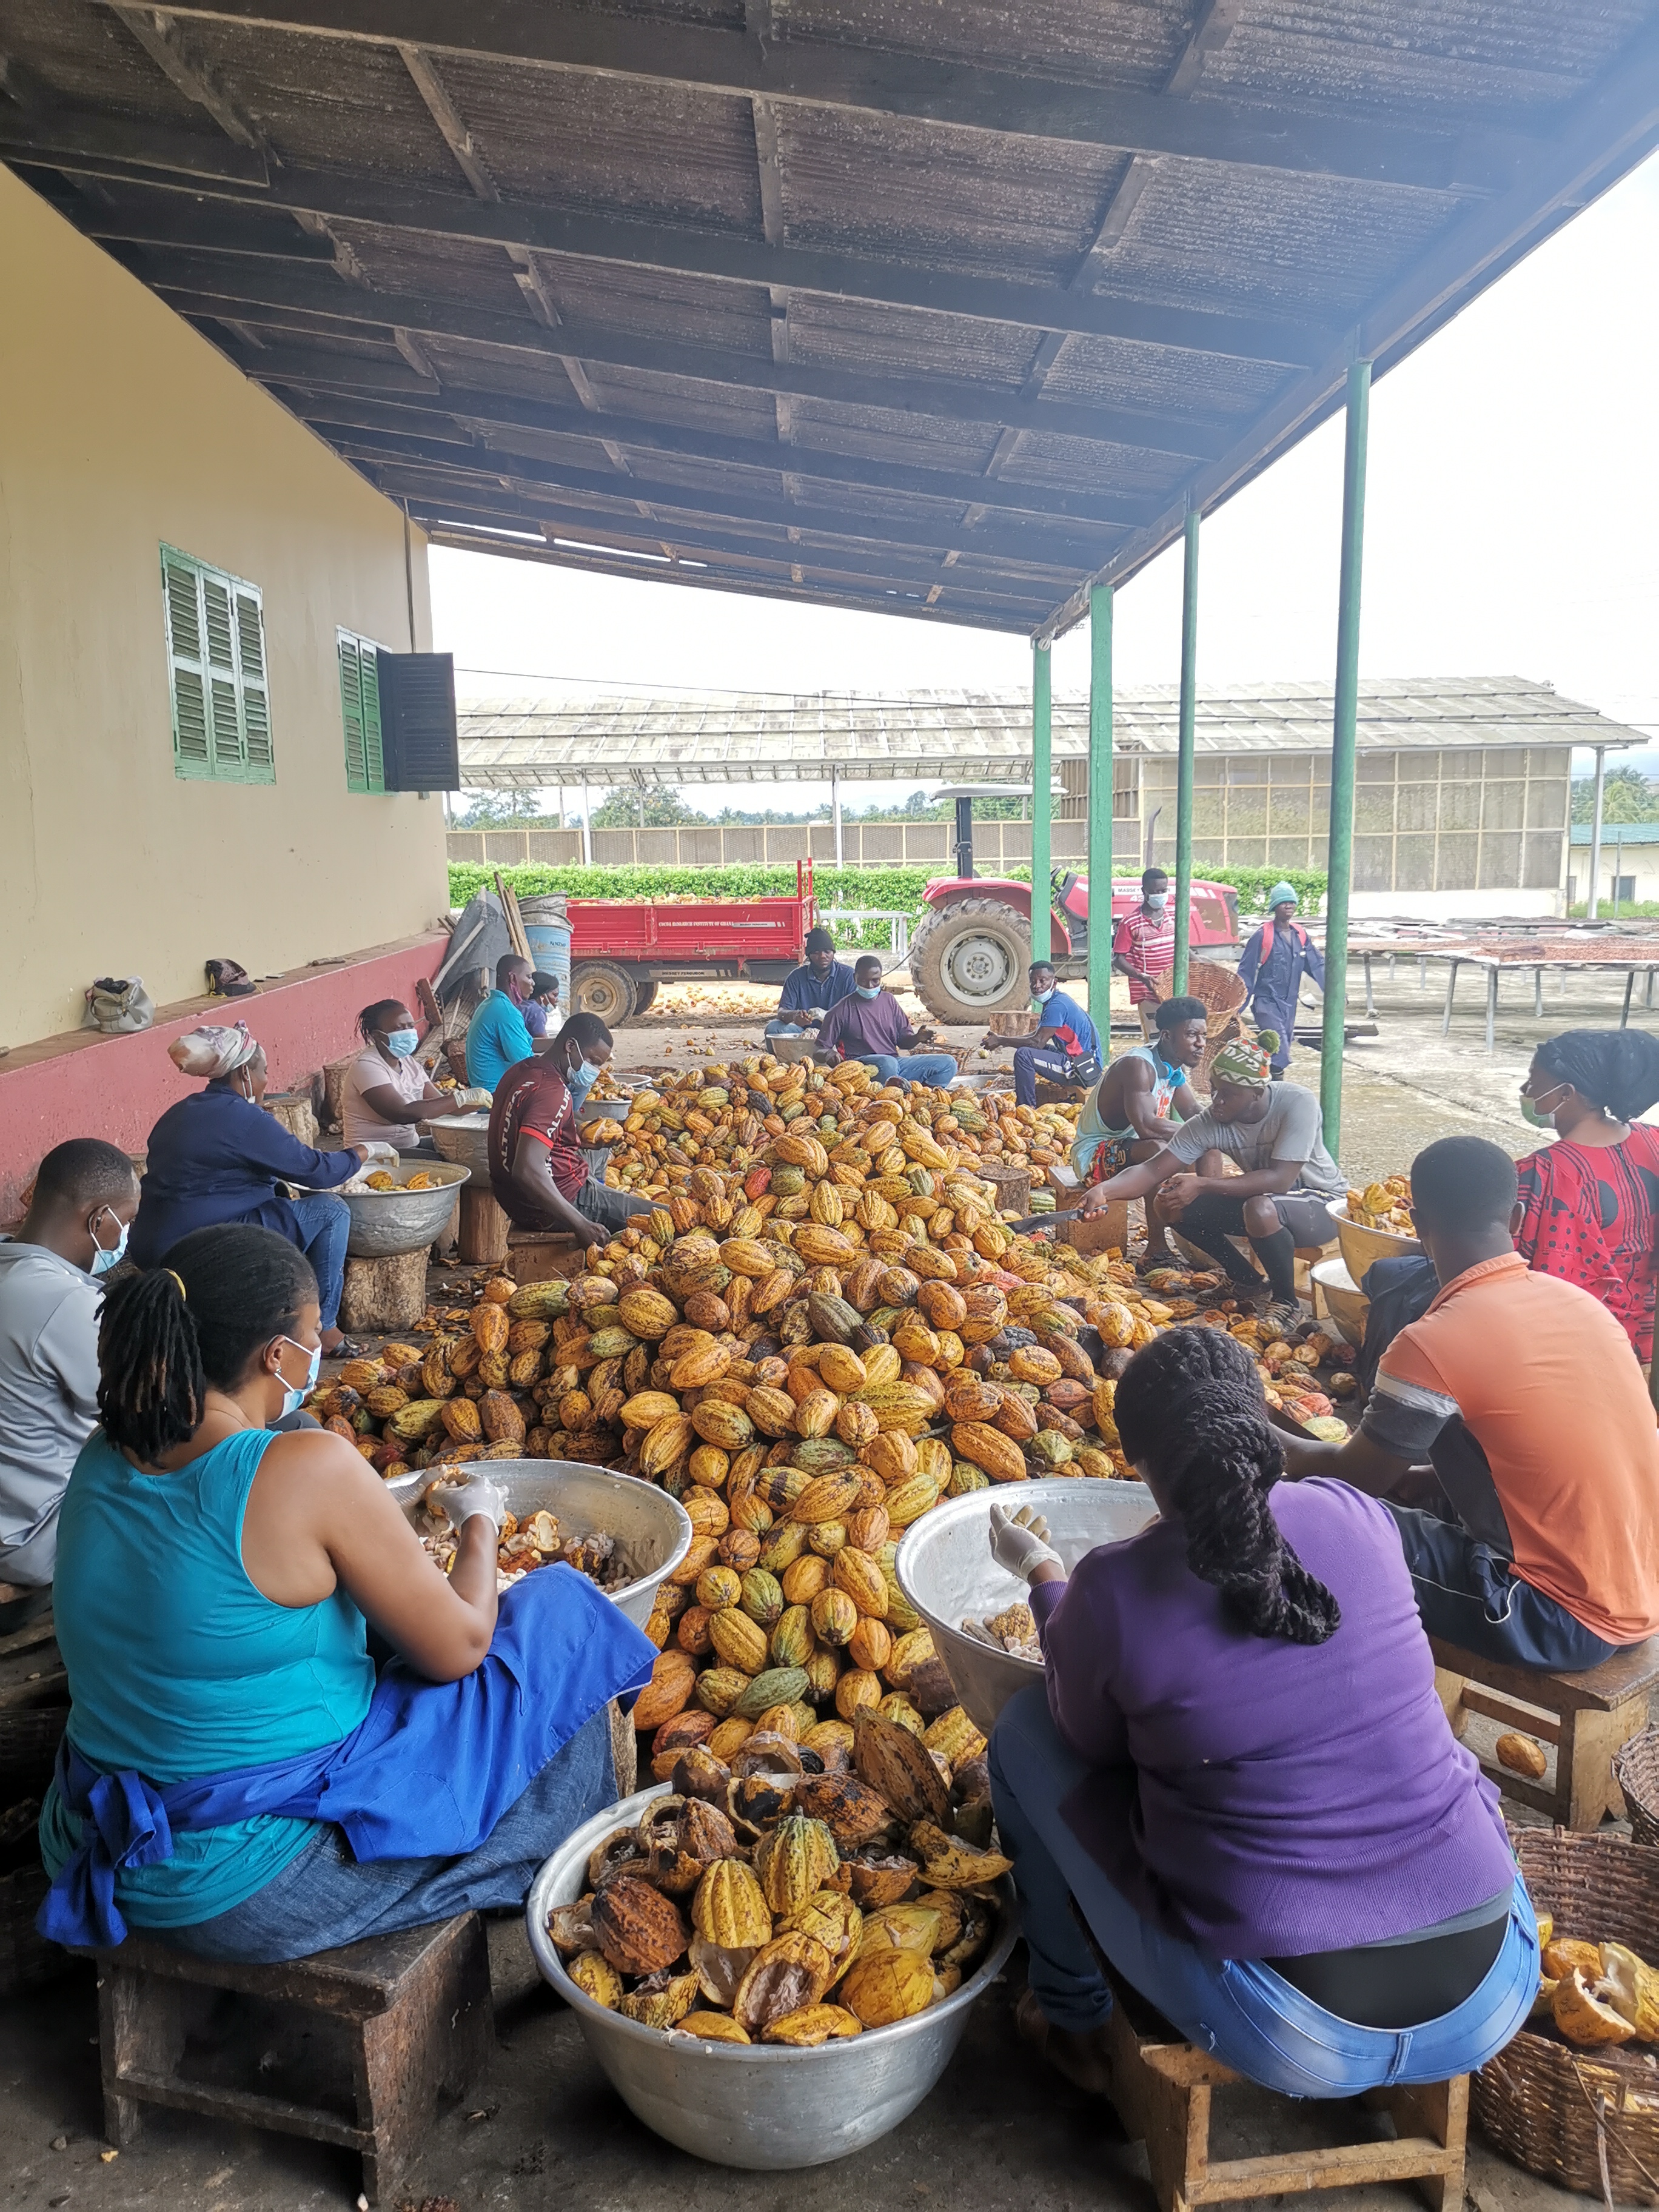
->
[8,964,1654,2211]
[0,1930,1613,2212]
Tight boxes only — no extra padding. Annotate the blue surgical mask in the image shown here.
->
[1031,989,1054,1009]
[276,1336,321,1420]
[384,1028,418,1059]
[89,1209,129,1278]
[855,984,882,1000]
[568,1057,600,1106]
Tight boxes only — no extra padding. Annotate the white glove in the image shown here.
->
[806,1007,828,1022]
[360,1140,400,1165]
[431,1473,506,1535]
[988,1503,1061,1583]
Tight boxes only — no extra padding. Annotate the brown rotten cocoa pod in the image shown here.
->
[591,1874,688,1977]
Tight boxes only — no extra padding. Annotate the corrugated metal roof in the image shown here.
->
[456,675,1644,786]
[4,0,1655,635]
[1570,822,1659,846]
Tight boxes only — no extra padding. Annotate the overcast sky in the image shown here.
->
[431,149,1659,811]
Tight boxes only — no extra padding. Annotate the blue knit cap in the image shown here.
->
[1267,882,1298,910]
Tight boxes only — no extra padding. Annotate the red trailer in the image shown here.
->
[567,861,816,1024]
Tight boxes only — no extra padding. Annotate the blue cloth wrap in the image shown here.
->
[39,1563,654,1950]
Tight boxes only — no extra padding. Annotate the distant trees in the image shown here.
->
[1572,766,1659,824]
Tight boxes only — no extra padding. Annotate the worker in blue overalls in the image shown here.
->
[1236,883,1325,1078]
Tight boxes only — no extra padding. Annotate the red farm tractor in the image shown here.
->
[906,793,1239,1022]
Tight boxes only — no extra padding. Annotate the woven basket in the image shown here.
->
[1615,1729,1659,1850]
[1473,1828,1659,2202]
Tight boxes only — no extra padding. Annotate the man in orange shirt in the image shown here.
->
[1281,1135,1659,1670]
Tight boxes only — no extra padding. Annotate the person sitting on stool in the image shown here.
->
[1278,1134,1659,1671]
[766,928,857,1041]
[814,956,959,1087]
[980,961,1101,1107]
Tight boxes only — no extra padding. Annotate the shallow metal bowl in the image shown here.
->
[340,1159,469,1258]
[526,1783,1017,2168]
[427,1111,493,1178]
[386,1461,691,1631]
[895,1477,1158,1735]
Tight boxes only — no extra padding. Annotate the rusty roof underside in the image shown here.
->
[4,1,1655,637]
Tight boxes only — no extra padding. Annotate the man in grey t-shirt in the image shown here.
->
[1078,1030,1339,1328]
[0,1140,139,1608]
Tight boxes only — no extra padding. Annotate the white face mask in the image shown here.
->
[1145,891,1168,913]
[89,1208,129,1278]
[274,1336,321,1420]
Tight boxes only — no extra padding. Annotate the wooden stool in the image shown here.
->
[508,1228,577,1285]
[1099,1965,1468,2212]
[1430,1633,1659,1830]
[458,1186,511,1267]
[73,1914,493,2204]
[339,1251,429,1333]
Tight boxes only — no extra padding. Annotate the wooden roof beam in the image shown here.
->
[108,7,268,151]
[2,129,1324,363]
[112,0,1535,196]
[128,248,1243,455]
[397,42,498,202]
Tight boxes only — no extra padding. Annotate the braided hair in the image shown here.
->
[1536,1028,1659,1125]
[1113,1326,1341,1646]
[357,997,406,1044]
[98,1225,317,1463]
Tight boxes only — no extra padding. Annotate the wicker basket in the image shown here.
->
[1473,1828,1659,2202]
[1615,1729,1659,1850]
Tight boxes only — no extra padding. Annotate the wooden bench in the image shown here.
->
[1431,1633,1659,1831]
[1098,1963,1468,2212]
[507,1227,578,1285]
[73,1913,493,2204]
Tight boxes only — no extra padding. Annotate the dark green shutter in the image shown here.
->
[162,546,274,784]
[339,629,387,793]
[161,549,210,775]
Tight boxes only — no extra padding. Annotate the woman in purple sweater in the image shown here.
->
[988,1326,1535,2098]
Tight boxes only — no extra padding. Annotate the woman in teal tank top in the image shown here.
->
[41,1225,637,1960]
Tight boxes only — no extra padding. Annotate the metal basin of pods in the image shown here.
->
[526,1783,1017,2168]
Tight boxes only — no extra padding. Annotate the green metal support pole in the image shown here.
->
[1173,506,1199,993]
[1031,639,1052,977]
[1087,583,1114,1051]
[1320,358,1372,1158]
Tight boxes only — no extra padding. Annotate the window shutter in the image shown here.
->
[360,642,385,791]
[235,589,272,774]
[201,573,243,776]
[378,653,458,791]
[161,549,211,775]
[339,632,367,789]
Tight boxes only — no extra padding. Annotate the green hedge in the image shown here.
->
[450,859,1329,950]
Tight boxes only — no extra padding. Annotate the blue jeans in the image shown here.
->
[989,1686,1537,2097]
[1013,1045,1102,1108]
[287,1193,349,1330]
[166,1709,614,1964]
[857,1052,959,1087]
[1383,1503,1620,1671]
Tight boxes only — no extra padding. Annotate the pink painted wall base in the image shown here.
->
[0,933,446,1220]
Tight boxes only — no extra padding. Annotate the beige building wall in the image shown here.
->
[0,168,447,1046]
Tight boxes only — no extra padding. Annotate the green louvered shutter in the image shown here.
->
[339,631,367,788]
[162,548,211,776]
[235,587,273,777]
[161,546,273,783]
[338,629,387,793]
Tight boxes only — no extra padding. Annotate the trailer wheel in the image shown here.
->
[909,897,1033,1022]
[630,978,659,1015]
[572,962,637,1025]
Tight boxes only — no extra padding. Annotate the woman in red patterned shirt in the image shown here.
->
[1515,1029,1659,1364]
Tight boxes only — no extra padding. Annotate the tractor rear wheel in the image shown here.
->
[571,962,637,1025]
[630,977,659,1015]
[908,897,1033,1022]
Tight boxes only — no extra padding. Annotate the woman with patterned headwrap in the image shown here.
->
[1077,1031,1344,1333]
[130,1024,389,1355]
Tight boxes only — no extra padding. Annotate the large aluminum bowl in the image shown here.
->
[387,1461,691,1631]
[340,1159,469,1258]
[1327,1197,1419,1282]
[896,1478,1158,1734]
[428,1110,493,1177]
[526,1783,1017,2168]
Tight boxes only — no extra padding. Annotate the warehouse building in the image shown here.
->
[452,677,1640,919]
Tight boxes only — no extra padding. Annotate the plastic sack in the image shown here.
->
[81,977,155,1034]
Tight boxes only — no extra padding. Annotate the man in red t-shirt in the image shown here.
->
[486,1013,652,1248]
[1111,867,1175,1037]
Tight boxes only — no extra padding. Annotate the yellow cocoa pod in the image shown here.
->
[771,1603,817,1668]
[697,1564,745,1612]
[836,1667,882,1721]
[695,1666,753,1718]
[923,1705,988,1768]
[707,1715,755,1760]
[862,1430,917,1486]
[884,1628,937,1688]
[832,1546,890,1618]
[480,1389,525,1444]
[755,1817,841,1915]
[811,1587,859,1647]
[791,1470,863,1525]
[688,1444,730,1489]
[836,1399,880,1449]
[882,1472,942,1526]
[745,1387,799,1437]
[709,1606,770,1674]
[849,1616,892,1673]
[809,1182,845,1228]
[914,1436,951,1489]
[692,1401,756,1451]
[793,1225,856,1267]
[568,1951,623,2008]
[440,1396,482,1443]
[680,2011,752,2044]
[792,1387,840,1441]
[634,1649,698,1731]
[692,1857,773,1948]
[617,1288,679,1339]
[780,1554,830,1606]
[641,1412,695,1477]
[817,1342,866,1394]
[860,1344,904,1391]
[472,1302,510,1356]
[672,1342,733,1389]
[682,1487,731,1538]
[841,1946,936,2027]
[951,1421,1028,1484]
